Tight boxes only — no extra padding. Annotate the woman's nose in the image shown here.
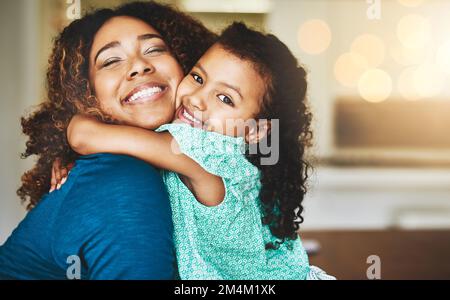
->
[127,58,153,80]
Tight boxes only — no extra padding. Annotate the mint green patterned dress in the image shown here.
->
[156,123,334,280]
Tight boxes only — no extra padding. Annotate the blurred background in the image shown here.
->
[1,0,450,279]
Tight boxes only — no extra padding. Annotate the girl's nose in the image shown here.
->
[189,94,207,111]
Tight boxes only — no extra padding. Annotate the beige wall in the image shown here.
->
[0,0,40,243]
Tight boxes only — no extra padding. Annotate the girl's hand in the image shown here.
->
[49,158,74,192]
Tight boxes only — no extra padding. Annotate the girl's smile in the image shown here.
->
[173,44,266,138]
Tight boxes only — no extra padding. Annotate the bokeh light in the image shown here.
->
[398,64,445,100]
[351,34,385,68]
[435,41,450,75]
[358,69,392,103]
[413,63,445,98]
[398,0,425,7]
[398,66,421,101]
[390,44,427,66]
[297,19,332,55]
[334,52,369,87]
[397,14,431,49]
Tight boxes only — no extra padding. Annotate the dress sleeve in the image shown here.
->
[156,124,259,181]
[306,265,337,280]
[157,124,261,215]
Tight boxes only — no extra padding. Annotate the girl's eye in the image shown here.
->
[144,46,166,55]
[102,58,121,68]
[218,94,234,106]
[191,73,204,84]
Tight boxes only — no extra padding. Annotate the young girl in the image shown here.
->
[58,22,334,280]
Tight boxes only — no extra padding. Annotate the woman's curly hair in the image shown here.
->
[217,23,313,249]
[18,1,216,209]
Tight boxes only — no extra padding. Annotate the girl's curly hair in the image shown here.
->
[18,1,216,209]
[217,23,313,249]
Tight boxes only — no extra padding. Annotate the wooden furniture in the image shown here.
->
[301,230,450,279]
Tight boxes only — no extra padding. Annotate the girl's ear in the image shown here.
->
[245,120,271,144]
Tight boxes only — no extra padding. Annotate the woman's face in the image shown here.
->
[89,16,184,129]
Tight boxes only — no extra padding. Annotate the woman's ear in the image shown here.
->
[245,120,271,144]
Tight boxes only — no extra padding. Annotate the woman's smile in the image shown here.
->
[121,81,168,105]
[89,16,184,129]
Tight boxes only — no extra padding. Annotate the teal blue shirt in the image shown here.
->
[0,154,175,280]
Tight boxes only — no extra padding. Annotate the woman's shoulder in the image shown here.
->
[74,153,161,181]
[62,153,167,209]
[53,152,172,237]
[76,152,157,169]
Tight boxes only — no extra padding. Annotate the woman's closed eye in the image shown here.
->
[101,57,122,68]
[144,46,167,56]
[218,94,234,106]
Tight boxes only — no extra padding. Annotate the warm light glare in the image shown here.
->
[398,0,425,7]
[334,52,369,87]
[398,64,445,100]
[297,19,332,55]
[390,44,427,66]
[413,64,445,99]
[351,34,385,67]
[435,42,450,75]
[398,67,421,101]
[358,69,392,103]
[397,14,431,49]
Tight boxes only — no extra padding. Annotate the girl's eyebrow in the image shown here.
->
[195,63,208,77]
[94,33,164,63]
[221,82,242,99]
[195,63,243,99]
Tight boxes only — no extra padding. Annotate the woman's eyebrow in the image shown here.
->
[94,41,120,63]
[94,34,164,63]
[138,33,164,41]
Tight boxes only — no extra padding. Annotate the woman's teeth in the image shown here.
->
[128,86,163,102]
[182,108,201,124]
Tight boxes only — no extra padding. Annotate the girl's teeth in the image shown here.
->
[183,109,201,124]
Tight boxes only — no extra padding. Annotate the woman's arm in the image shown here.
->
[67,115,224,206]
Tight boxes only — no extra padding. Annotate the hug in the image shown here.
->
[0,1,334,280]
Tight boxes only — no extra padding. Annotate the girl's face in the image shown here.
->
[173,44,266,139]
[89,16,184,129]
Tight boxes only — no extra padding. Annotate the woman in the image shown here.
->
[0,1,215,279]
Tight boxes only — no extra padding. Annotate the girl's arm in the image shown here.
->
[68,114,224,206]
